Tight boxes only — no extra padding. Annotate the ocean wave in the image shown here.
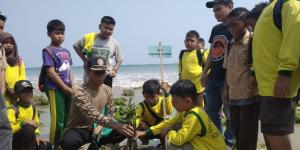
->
[113,72,178,88]
[28,72,178,89]
[26,64,179,88]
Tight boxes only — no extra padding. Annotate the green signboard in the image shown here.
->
[148,45,172,58]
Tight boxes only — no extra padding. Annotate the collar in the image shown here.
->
[231,30,251,45]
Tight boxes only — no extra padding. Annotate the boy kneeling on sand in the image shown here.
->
[137,80,226,150]
[135,79,173,147]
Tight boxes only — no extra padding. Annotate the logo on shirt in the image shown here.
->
[211,35,228,61]
[56,51,71,72]
[91,47,110,63]
[56,51,71,83]
[97,58,105,66]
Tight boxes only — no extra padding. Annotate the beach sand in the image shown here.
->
[35,87,300,150]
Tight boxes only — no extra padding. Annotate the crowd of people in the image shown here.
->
[0,0,300,150]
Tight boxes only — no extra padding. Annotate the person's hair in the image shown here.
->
[142,79,160,95]
[247,2,269,20]
[101,16,116,25]
[219,1,233,9]
[199,37,205,46]
[186,30,200,39]
[170,80,197,103]
[47,19,65,33]
[0,14,6,22]
[227,7,249,22]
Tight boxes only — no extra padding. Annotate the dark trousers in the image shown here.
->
[104,75,113,88]
[230,103,260,150]
[12,125,52,150]
[59,128,126,150]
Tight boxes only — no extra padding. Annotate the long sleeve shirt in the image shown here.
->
[146,106,226,150]
[253,0,300,98]
[67,83,114,129]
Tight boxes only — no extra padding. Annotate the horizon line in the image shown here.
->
[26,63,178,69]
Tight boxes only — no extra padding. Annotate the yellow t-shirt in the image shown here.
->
[7,104,40,135]
[6,61,26,89]
[253,0,300,98]
[135,95,172,127]
[179,49,207,93]
[147,106,226,150]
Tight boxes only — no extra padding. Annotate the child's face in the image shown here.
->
[99,23,115,38]
[48,30,64,45]
[87,69,106,87]
[213,4,232,22]
[143,93,159,106]
[185,36,199,50]
[226,17,247,40]
[171,95,190,112]
[0,20,4,32]
[17,88,33,103]
[2,38,14,54]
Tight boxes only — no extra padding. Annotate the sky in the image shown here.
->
[1,0,265,67]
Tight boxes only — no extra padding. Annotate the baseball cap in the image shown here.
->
[206,0,233,8]
[87,57,107,71]
[14,80,34,93]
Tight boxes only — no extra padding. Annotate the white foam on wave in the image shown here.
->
[113,72,178,88]
[29,72,178,89]
[26,64,179,89]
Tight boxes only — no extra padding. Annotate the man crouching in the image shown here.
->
[59,57,134,150]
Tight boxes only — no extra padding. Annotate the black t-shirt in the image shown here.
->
[208,23,232,81]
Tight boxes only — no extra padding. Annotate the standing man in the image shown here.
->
[201,0,235,147]
[73,16,123,88]
[0,11,12,150]
[253,0,300,149]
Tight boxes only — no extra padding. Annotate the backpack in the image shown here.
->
[139,101,164,124]
[179,49,206,72]
[38,47,56,92]
[273,0,285,31]
[187,111,206,137]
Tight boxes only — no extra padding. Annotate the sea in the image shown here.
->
[27,63,179,88]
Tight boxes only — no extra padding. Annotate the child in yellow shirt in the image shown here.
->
[137,80,226,150]
[179,31,207,107]
[7,80,51,150]
[135,79,172,146]
[0,32,26,105]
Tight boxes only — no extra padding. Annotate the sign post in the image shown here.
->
[148,42,172,150]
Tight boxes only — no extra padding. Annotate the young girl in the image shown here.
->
[0,32,26,105]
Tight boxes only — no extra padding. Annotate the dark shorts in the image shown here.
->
[260,96,296,136]
[60,128,125,150]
